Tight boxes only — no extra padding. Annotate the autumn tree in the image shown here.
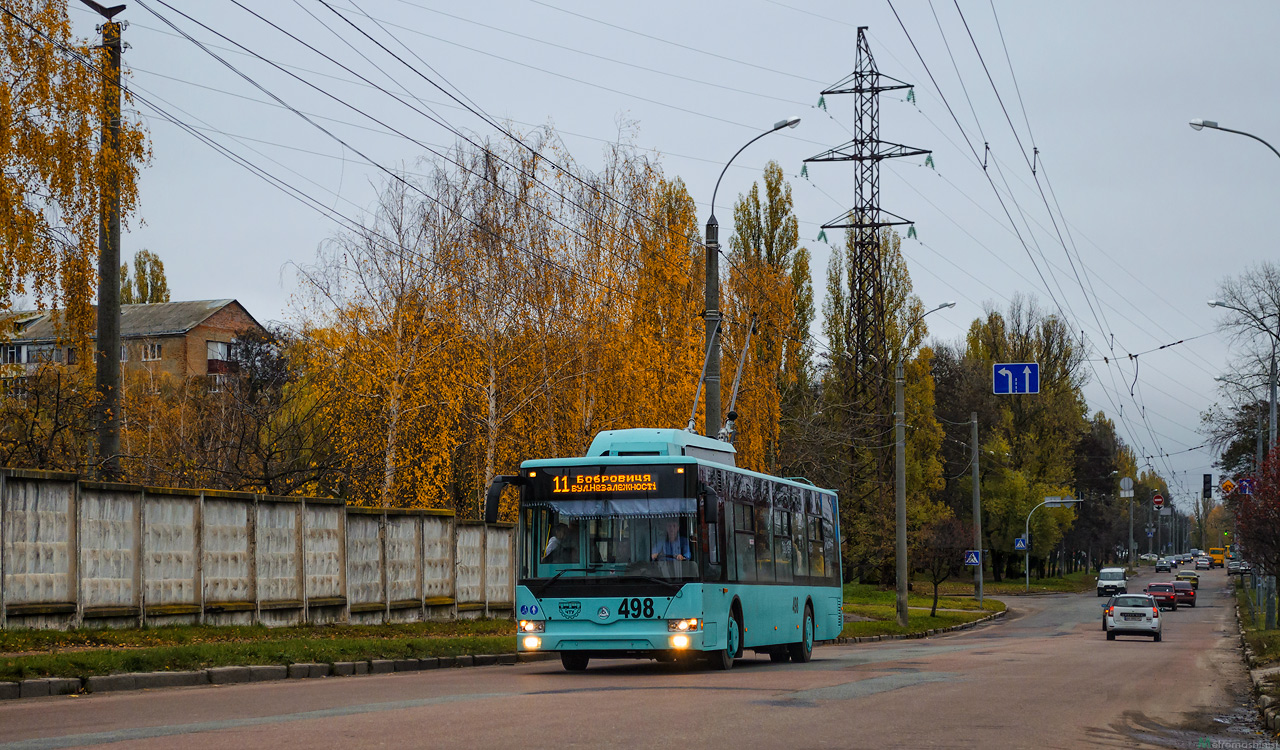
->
[120,249,169,304]
[916,516,967,616]
[0,0,148,331]
[723,161,811,473]
[814,226,947,583]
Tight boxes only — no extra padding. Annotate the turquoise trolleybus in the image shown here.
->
[485,428,842,671]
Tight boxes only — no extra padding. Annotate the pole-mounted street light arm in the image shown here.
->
[1190,119,1280,162]
[708,117,801,229]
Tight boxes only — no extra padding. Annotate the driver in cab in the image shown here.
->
[651,519,691,561]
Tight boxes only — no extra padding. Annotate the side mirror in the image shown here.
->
[484,475,524,524]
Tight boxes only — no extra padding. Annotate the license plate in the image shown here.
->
[1122,613,1141,620]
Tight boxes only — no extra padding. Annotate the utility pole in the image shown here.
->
[1152,496,1162,555]
[85,0,126,480]
[971,412,982,607]
[894,360,908,627]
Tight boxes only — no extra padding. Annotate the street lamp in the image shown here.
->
[1025,496,1082,592]
[697,116,801,439]
[894,300,956,627]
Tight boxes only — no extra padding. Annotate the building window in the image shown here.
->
[120,344,128,362]
[207,340,230,361]
[142,342,162,361]
[1,344,24,365]
[27,344,62,363]
[66,347,77,365]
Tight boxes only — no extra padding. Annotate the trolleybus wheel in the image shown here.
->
[710,612,741,671]
[787,604,814,663]
[560,652,590,671]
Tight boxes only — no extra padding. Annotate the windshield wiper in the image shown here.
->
[624,574,684,591]
[535,567,596,596]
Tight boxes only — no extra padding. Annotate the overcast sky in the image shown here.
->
[63,0,1280,513]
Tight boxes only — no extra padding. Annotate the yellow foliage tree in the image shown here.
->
[0,1,148,331]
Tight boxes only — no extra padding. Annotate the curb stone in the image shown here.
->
[0,651,530,701]
[829,608,1008,646]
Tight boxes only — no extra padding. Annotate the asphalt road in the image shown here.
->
[0,568,1259,750]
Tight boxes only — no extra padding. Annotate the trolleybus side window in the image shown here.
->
[755,502,774,582]
[732,502,757,582]
[774,508,794,583]
[808,513,825,578]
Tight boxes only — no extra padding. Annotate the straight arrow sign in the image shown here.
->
[992,362,1040,394]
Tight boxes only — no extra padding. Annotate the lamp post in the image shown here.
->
[1025,496,1082,592]
[701,116,800,439]
[1193,118,1280,450]
[894,300,956,627]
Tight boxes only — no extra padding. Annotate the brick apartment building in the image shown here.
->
[1,299,265,378]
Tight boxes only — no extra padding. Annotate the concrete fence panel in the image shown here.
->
[346,511,383,622]
[255,499,301,626]
[202,495,253,624]
[422,515,454,609]
[299,499,340,598]
[78,484,139,622]
[1,472,77,627]
[486,525,514,611]
[142,489,199,621]
[455,523,485,615]
[384,512,420,620]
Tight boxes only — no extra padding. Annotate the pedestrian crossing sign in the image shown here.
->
[1014,537,1028,551]
[964,550,981,566]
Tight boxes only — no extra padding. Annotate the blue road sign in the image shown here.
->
[964,550,981,566]
[1013,537,1028,551]
[993,362,1040,395]
[1240,478,1256,495]
[1147,530,1154,538]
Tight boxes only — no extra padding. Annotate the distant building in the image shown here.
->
[1,299,265,379]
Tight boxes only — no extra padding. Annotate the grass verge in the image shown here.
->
[934,570,1095,597]
[0,635,516,682]
[0,620,513,656]
[1236,577,1280,671]
[842,583,1006,613]
[839,604,991,639]
[0,621,518,682]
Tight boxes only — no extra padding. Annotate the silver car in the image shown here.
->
[1104,594,1162,641]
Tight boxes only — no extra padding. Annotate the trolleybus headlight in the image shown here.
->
[670,634,690,649]
[667,618,699,632]
[519,620,545,633]
[523,636,541,650]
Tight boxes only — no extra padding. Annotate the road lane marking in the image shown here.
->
[0,693,510,750]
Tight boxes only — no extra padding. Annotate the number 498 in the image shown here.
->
[617,597,654,618]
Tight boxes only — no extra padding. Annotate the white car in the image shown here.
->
[1195,557,1211,570]
[1104,594,1162,641]
[1096,567,1128,597]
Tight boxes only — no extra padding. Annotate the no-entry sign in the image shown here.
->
[1153,493,1164,509]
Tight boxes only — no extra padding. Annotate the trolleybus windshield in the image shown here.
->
[520,465,701,585]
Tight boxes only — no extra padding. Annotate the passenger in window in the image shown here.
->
[651,519,691,561]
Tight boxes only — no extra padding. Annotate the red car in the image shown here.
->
[1172,580,1196,607]
[1144,582,1179,611]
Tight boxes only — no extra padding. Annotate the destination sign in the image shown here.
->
[554,473,658,494]
[526,465,690,498]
